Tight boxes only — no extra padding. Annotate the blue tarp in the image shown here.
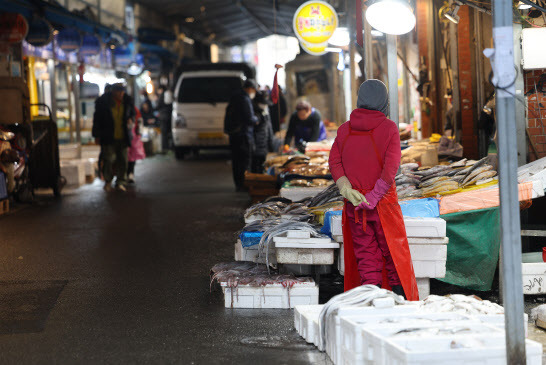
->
[239,231,264,248]
[321,210,343,236]
[400,198,440,218]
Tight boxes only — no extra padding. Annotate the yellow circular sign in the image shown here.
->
[293,1,338,52]
[300,40,328,56]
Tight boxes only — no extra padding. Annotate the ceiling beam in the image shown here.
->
[234,0,272,36]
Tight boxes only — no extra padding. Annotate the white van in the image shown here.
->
[171,69,246,159]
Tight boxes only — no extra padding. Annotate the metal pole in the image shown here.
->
[449,20,460,140]
[364,17,374,79]
[71,66,82,148]
[348,0,357,110]
[513,24,526,166]
[386,34,399,126]
[491,0,526,361]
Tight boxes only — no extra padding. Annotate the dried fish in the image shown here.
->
[422,181,460,195]
[450,158,467,168]
[307,184,343,207]
[400,163,419,171]
[462,165,494,185]
[396,176,420,186]
[413,165,451,177]
[462,170,497,187]
[476,177,494,185]
[462,156,493,181]
[419,176,451,188]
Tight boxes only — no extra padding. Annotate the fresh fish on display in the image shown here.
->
[307,184,342,207]
[420,294,504,315]
[462,170,497,187]
[462,165,494,185]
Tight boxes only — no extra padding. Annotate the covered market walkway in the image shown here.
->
[0,154,330,364]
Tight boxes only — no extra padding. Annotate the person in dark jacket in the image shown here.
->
[251,91,276,173]
[269,87,287,133]
[157,85,173,153]
[92,83,135,192]
[224,79,258,191]
[284,101,327,149]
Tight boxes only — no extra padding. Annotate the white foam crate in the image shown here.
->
[404,217,446,238]
[338,243,345,276]
[81,144,101,159]
[294,305,323,345]
[332,234,344,243]
[326,305,421,365]
[287,230,311,239]
[273,237,339,265]
[221,282,318,309]
[522,262,546,294]
[475,314,529,337]
[83,158,97,177]
[410,243,447,279]
[407,237,449,245]
[383,334,542,365]
[60,160,86,187]
[331,214,343,236]
[59,143,80,160]
[339,313,479,365]
[234,240,275,264]
[416,278,430,300]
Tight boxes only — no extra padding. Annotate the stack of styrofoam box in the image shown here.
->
[81,144,101,160]
[221,279,318,309]
[274,230,339,265]
[404,217,448,300]
[234,239,276,265]
[83,158,98,183]
[294,304,324,346]
[60,160,86,187]
[59,143,80,160]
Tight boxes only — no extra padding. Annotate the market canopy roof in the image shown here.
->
[131,0,305,45]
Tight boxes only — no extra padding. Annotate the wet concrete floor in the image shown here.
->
[0,153,331,364]
[1,152,545,364]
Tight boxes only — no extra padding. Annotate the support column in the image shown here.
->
[449,21,460,141]
[387,34,399,126]
[513,24,526,166]
[416,0,432,137]
[348,0,357,109]
[491,0,526,361]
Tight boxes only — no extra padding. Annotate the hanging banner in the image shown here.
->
[57,28,82,52]
[80,35,101,57]
[292,1,338,56]
[26,17,53,47]
[0,13,29,43]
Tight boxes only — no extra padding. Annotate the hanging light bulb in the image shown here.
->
[365,0,416,35]
[444,3,461,23]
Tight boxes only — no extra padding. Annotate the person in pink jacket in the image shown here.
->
[329,80,418,300]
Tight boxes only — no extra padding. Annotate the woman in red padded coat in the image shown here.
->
[329,79,418,300]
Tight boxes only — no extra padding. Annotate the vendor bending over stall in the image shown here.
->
[328,80,418,300]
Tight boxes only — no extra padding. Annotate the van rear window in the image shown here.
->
[178,77,242,103]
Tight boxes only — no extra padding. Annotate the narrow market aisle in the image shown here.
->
[0,153,330,364]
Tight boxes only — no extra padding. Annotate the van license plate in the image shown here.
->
[198,132,224,139]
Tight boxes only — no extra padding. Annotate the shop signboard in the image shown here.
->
[0,12,29,43]
[292,1,338,56]
[26,17,53,47]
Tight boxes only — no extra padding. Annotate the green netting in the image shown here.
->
[437,207,500,291]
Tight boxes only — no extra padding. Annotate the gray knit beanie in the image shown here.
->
[357,79,389,116]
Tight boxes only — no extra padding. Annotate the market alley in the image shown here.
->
[0,154,330,364]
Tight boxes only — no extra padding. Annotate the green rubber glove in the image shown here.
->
[336,176,368,207]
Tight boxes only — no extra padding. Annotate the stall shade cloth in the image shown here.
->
[437,207,500,291]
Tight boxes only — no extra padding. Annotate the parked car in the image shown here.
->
[172,63,254,159]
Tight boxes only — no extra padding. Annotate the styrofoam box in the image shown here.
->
[234,240,276,264]
[338,243,345,276]
[404,217,446,238]
[221,282,318,309]
[84,158,97,177]
[383,334,542,365]
[339,313,479,365]
[81,144,101,160]
[274,240,339,265]
[280,187,323,201]
[522,262,546,294]
[331,214,343,236]
[244,215,264,224]
[476,313,529,338]
[60,161,86,187]
[416,278,430,300]
[59,143,80,160]
[410,244,447,279]
[326,305,421,365]
[294,305,323,345]
[332,235,344,243]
